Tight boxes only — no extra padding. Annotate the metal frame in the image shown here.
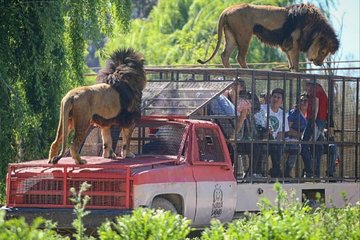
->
[142,68,360,182]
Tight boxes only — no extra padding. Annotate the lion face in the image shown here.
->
[307,35,332,66]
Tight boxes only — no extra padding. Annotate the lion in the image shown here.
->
[197,3,339,71]
[48,48,146,164]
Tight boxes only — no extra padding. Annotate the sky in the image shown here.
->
[331,0,360,62]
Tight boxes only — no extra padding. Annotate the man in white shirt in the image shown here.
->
[253,88,289,178]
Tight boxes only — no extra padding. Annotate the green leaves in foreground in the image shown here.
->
[97,208,192,240]
[70,182,94,240]
[0,211,65,240]
[1,181,359,240]
[202,182,360,240]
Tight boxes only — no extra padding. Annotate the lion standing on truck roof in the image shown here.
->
[48,48,146,164]
[198,3,339,71]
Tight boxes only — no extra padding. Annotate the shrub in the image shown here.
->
[97,208,192,240]
[201,182,360,240]
[0,211,65,240]
[1,181,358,239]
[69,182,95,240]
[319,201,360,239]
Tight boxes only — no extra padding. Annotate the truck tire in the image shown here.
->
[151,197,178,214]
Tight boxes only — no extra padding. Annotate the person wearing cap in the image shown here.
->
[301,80,328,177]
[253,88,289,178]
[284,93,309,177]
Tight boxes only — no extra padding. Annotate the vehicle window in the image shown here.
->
[142,124,185,155]
[195,127,224,162]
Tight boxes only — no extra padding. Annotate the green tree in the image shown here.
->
[0,0,131,181]
[103,0,296,66]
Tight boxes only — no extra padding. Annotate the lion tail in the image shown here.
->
[49,96,73,163]
[197,11,226,65]
[59,98,72,157]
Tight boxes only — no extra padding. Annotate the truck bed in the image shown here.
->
[6,156,178,209]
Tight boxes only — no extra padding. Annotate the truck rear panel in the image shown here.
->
[7,157,133,209]
[6,157,177,210]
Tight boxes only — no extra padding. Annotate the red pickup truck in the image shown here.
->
[3,116,360,229]
[3,116,236,228]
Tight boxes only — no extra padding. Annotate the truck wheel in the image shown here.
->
[151,197,178,214]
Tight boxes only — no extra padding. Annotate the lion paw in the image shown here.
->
[49,156,61,164]
[110,152,117,159]
[103,151,117,159]
[119,151,135,159]
[76,159,87,165]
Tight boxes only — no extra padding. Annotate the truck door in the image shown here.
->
[191,125,237,227]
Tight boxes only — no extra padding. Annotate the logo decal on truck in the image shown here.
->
[211,184,223,218]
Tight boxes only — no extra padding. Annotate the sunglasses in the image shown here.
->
[300,98,308,102]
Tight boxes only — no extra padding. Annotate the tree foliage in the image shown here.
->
[0,0,131,181]
[103,0,296,66]
[0,0,338,184]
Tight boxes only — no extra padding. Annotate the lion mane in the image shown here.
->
[198,3,339,71]
[48,48,146,164]
[94,48,146,126]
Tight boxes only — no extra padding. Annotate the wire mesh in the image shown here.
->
[141,80,232,116]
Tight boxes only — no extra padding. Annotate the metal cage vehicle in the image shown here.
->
[3,68,359,229]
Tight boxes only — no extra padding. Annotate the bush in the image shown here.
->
[201,182,360,240]
[0,211,65,240]
[97,208,192,240]
[69,182,95,240]
[1,181,359,239]
[0,181,5,205]
[319,201,360,239]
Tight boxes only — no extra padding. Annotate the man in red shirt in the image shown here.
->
[301,80,328,177]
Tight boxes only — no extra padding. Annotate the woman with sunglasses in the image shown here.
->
[284,93,309,177]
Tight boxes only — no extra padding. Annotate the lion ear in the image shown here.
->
[331,38,340,54]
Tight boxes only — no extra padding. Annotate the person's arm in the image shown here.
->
[234,110,248,135]
[232,99,251,139]
[224,86,237,104]
[287,122,300,138]
[313,97,319,120]
[276,132,284,140]
[286,112,299,138]
[328,113,335,138]
[276,113,290,140]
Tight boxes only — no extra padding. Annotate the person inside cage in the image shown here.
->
[301,79,328,178]
[253,88,290,178]
[206,77,259,173]
[284,93,309,178]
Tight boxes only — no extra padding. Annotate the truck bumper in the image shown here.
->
[1,206,132,229]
